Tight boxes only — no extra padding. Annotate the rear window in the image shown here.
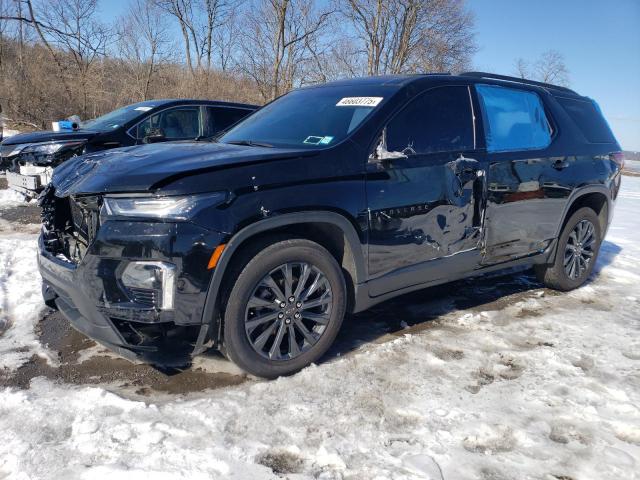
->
[476,84,552,152]
[205,107,252,137]
[557,97,616,144]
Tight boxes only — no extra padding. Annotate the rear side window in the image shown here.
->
[205,107,252,136]
[476,84,552,152]
[556,97,616,144]
[386,86,475,155]
[137,106,201,140]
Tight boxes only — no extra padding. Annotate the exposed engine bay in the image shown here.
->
[39,184,100,264]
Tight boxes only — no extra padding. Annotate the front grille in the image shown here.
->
[40,185,101,264]
[70,199,85,233]
[69,197,100,241]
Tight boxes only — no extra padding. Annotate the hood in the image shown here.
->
[52,141,315,196]
[0,129,99,146]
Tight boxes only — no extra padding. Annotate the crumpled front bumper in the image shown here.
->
[37,218,225,366]
[38,235,141,361]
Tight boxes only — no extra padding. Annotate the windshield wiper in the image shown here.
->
[225,140,274,148]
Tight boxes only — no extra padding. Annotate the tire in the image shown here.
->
[535,207,602,291]
[222,238,346,378]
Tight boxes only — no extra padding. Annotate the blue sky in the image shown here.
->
[104,0,640,150]
[471,0,640,150]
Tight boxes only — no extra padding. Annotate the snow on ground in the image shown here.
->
[0,188,27,209]
[626,159,640,175]
[0,232,53,371]
[0,178,639,479]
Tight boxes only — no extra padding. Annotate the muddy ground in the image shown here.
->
[0,181,552,399]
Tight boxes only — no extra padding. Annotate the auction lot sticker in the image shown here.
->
[336,97,383,107]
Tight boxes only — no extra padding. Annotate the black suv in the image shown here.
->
[37,73,623,378]
[2,99,256,197]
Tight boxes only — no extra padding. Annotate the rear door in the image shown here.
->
[476,84,570,264]
[366,85,486,295]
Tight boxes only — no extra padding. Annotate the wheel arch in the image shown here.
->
[557,186,611,237]
[543,185,611,267]
[199,211,366,348]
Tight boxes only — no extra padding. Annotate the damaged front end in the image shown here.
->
[37,184,226,367]
[4,140,86,198]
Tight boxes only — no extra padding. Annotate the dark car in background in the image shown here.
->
[1,99,257,198]
[37,73,622,378]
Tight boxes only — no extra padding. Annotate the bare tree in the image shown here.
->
[214,5,240,72]
[0,0,76,101]
[37,0,111,116]
[155,0,236,86]
[340,0,475,76]
[0,0,10,71]
[534,49,569,86]
[514,57,529,78]
[512,50,570,86]
[117,0,172,100]
[238,0,332,101]
[0,0,264,130]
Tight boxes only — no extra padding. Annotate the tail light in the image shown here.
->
[611,151,625,170]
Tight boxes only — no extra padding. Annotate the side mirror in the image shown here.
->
[144,128,166,144]
[369,128,408,163]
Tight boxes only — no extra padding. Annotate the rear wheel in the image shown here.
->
[222,238,346,378]
[535,207,602,291]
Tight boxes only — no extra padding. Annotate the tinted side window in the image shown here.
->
[386,86,474,155]
[204,107,252,136]
[557,97,616,144]
[137,107,201,140]
[476,84,552,152]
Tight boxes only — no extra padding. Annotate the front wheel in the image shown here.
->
[222,238,346,378]
[535,207,602,291]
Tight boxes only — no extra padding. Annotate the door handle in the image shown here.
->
[553,159,569,170]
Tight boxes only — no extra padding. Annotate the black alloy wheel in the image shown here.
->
[223,237,346,378]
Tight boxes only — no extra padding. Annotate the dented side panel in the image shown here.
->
[366,151,486,282]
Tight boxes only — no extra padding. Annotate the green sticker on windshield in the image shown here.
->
[304,136,334,145]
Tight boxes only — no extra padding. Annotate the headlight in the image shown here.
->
[9,140,85,157]
[102,192,227,220]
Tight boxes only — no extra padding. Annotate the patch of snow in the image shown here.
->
[1,128,21,139]
[0,233,54,369]
[0,178,638,479]
[0,188,27,209]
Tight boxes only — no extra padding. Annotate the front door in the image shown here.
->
[366,85,486,296]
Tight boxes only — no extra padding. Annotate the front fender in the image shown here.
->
[198,210,367,349]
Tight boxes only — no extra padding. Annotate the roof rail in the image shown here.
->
[460,71,578,95]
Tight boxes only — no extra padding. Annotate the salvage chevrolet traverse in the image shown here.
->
[38,73,623,378]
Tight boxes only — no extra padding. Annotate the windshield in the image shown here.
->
[82,102,158,131]
[219,86,392,148]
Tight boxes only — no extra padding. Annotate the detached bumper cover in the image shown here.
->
[37,219,226,365]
